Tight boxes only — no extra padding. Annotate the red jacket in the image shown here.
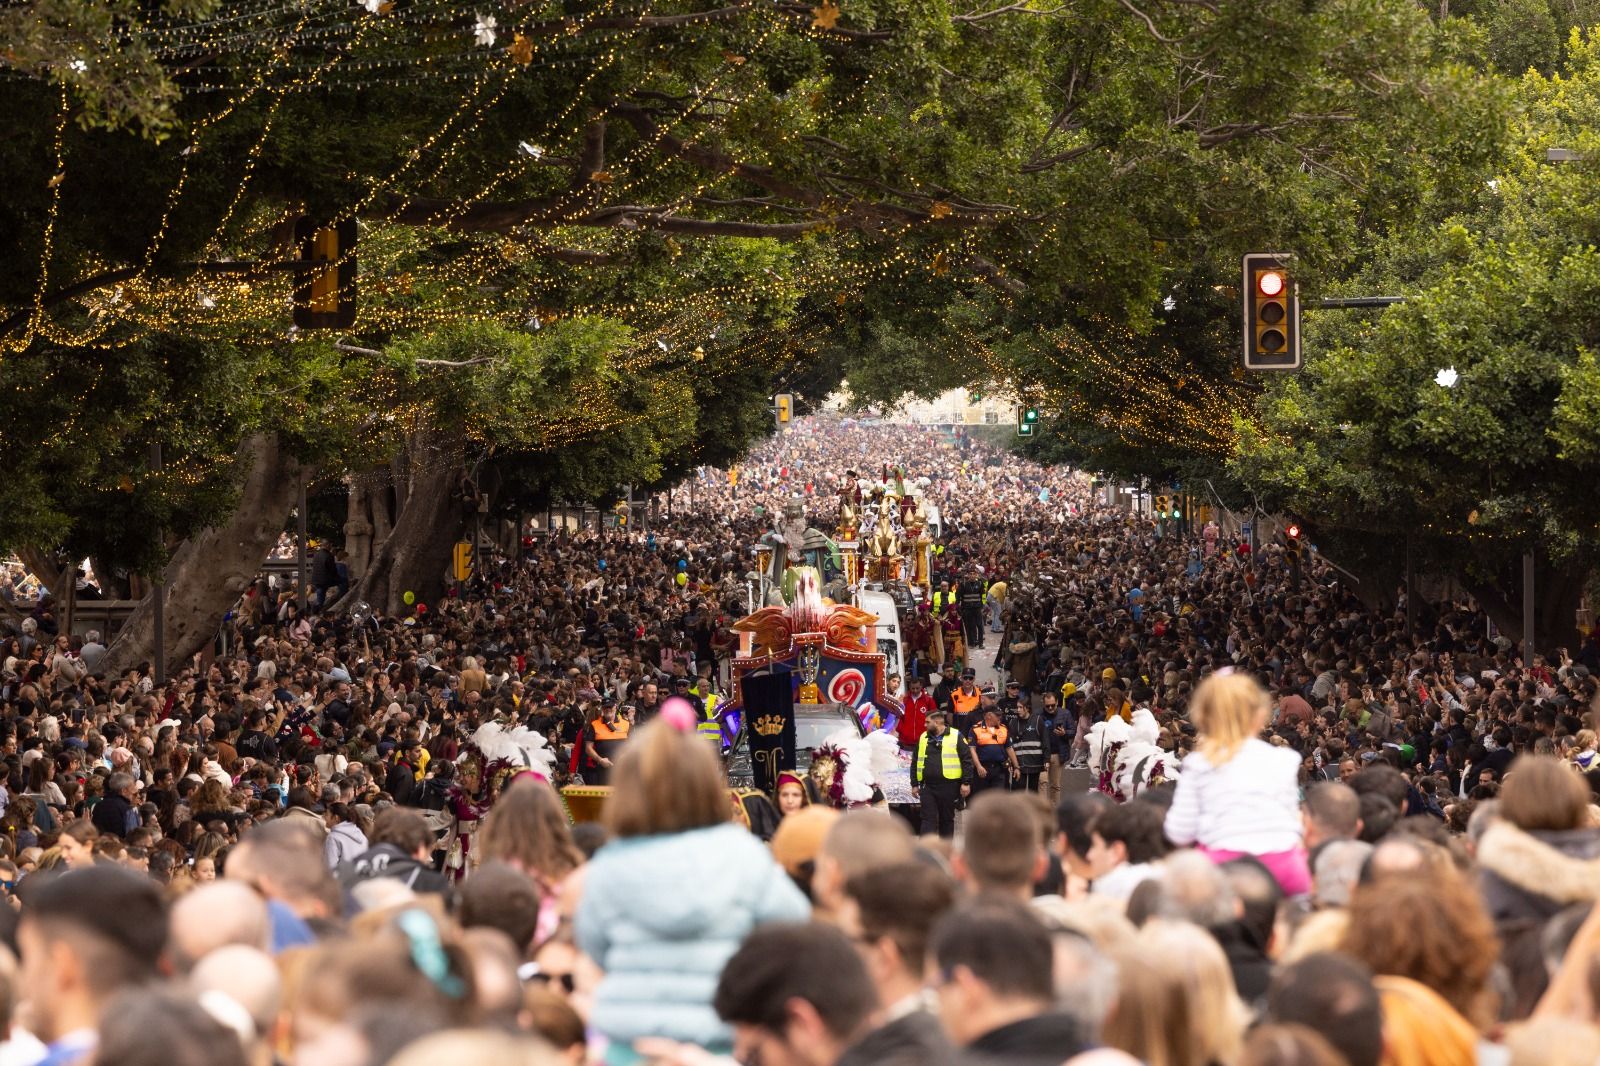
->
[897,692,937,749]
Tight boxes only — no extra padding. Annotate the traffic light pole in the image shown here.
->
[1524,551,1536,669]
[1317,296,1406,309]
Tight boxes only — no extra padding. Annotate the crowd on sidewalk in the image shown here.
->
[0,416,1594,1066]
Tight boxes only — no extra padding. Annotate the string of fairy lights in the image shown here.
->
[0,0,1272,485]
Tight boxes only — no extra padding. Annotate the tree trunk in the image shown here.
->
[101,433,312,677]
[1463,554,1588,658]
[342,477,379,580]
[89,556,131,599]
[341,428,467,615]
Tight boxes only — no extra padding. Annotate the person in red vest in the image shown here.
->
[897,674,937,750]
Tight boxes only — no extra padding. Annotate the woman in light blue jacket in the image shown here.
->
[576,719,810,1063]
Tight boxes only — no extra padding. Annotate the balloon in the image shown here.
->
[350,600,373,625]
[659,697,696,732]
[675,572,688,587]
[677,559,688,571]
[598,560,608,571]
[416,603,428,615]
[402,590,416,605]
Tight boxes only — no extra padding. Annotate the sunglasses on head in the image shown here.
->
[516,962,575,993]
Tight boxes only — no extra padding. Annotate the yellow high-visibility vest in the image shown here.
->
[916,732,962,781]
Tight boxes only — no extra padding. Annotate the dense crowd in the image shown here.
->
[0,415,1597,1066]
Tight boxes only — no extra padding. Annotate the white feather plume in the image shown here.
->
[469,721,557,779]
[864,729,901,783]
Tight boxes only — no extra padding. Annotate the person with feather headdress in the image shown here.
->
[442,720,557,881]
[807,724,902,811]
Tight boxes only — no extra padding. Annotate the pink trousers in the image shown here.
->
[1198,845,1313,897]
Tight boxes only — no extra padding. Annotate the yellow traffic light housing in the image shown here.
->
[1242,252,1300,371]
[292,217,358,329]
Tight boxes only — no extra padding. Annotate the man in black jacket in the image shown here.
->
[958,573,987,649]
[713,922,877,1066]
[931,899,1089,1066]
[92,772,138,839]
[335,807,447,895]
[384,744,422,806]
[836,861,959,1066]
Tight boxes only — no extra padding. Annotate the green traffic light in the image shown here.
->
[1024,407,1039,423]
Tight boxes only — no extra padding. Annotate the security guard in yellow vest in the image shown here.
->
[932,580,955,617]
[913,709,972,838]
[674,675,721,747]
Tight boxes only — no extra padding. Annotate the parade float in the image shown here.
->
[717,473,944,808]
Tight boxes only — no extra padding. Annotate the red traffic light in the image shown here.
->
[1286,523,1301,539]
[1257,271,1285,297]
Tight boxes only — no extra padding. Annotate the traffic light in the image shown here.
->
[292,216,358,329]
[452,540,473,582]
[774,393,793,425]
[1155,494,1170,517]
[1016,407,1039,437]
[1242,252,1300,371]
[1283,522,1303,562]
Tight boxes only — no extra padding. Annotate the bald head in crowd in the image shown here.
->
[189,944,282,1052]
[171,881,270,971]
[812,812,916,918]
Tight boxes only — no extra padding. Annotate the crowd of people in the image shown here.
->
[0,415,1597,1066]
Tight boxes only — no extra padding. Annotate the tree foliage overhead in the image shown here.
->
[1223,31,1600,637]
[0,0,1574,627]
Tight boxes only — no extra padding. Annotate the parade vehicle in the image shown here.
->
[725,700,865,791]
[854,587,904,683]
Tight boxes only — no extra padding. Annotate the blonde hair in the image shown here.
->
[604,720,729,838]
[1103,920,1248,1066]
[1190,672,1271,765]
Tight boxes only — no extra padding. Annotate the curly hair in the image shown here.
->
[1339,865,1498,1027]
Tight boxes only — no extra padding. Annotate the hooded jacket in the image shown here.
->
[575,821,810,1057]
[1476,820,1600,927]
[336,842,448,894]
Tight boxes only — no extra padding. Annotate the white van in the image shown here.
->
[854,588,903,686]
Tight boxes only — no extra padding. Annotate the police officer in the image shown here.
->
[912,708,972,838]
[582,697,632,785]
[950,668,982,735]
[970,703,1018,793]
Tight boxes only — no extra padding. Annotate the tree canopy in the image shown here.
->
[0,0,1593,650]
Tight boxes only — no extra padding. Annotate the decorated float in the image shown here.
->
[715,480,939,808]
